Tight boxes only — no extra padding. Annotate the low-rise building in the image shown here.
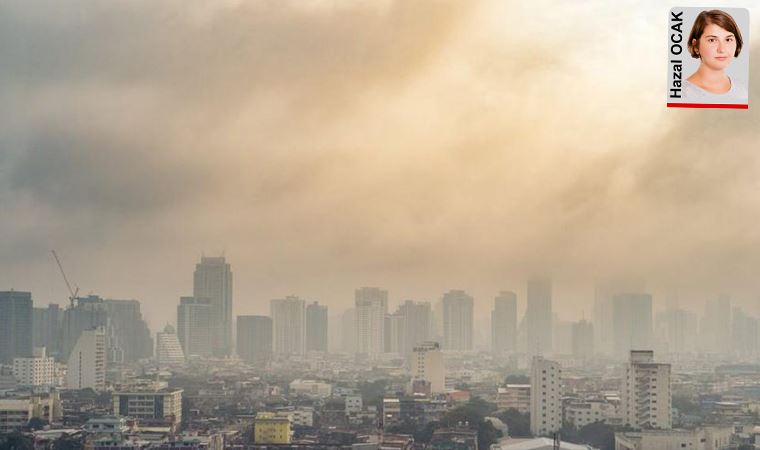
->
[253,412,291,444]
[288,379,332,398]
[615,426,733,450]
[0,393,60,433]
[112,388,183,428]
[497,385,530,413]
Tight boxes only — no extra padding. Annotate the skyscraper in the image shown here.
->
[0,291,33,364]
[33,304,62,358]
[612,293,653,358]
[530,356,562,436]
[491,291,517,355]
[102,299,153,362]
[271,296,306,355]
[526,280,552,356]
[355,287,388,357]
[621,350,671,430]
[66,327,106,391]
[571,319,594,358]
[305,302,328,353]
[441,290,473,352]
[397,301,432,356]
[237,315,273,364]
[193,256,233,356]
[177,297,212,357]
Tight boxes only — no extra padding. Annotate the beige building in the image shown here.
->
[410,341,445,394]
[0,393,61,433]
[621,350,671,430]
[497,384,531,413]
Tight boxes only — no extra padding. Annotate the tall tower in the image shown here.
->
[530,356,561,436]
[612,293,653,358]
[571,319,594,358]
[441,290,473,352]
[66,327,106,391]
[355,287,388,357]
[621,350,671,429]
[177,297,212,357]
[526,280,552,356]
[305,302,328,353]
[271,296,306,355]
[193,256,233,356]
[397,301,432,356]
[237,315,273,364]
[492,291,517,355]
[0,291,33,364]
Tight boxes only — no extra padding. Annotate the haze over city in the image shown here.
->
[3,0,760,330]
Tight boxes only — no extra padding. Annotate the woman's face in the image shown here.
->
[694,23,737,71]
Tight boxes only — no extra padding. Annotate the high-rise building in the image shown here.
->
[612,293,653,358]
[492,291,517,355]
[658,307,698,355]
[571,320,594,358]
[66,327,106,391]
[0,291,33,364]
[305,302,328,353]
[701,296,732,354]
[237,315,273,364]
[621,350,671,430]
[530,356,562,436]
[33,304,62,358]
[271,296,306,355]
[177,297,212,357]
[441,290,473,352]
[61,296,110,361]
[397,301,432,355]
[355,287,388,357]
[594,279,646,357]
[13,347,57,387]
[156,325,185,365]
[340,308,356,354]
[410,342,445,394]
[526,280,552,356]
[732,307,758,356]
[384,312,404,354]
[102,299,153,362]
[193,256,233,356]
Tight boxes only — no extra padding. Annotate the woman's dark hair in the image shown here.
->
[687,10,743,59]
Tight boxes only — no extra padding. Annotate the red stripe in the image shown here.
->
[667,103,748,109]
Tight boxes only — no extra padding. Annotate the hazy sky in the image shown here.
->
[2,0,760,331]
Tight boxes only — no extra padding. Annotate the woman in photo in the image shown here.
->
[685,9,747,103]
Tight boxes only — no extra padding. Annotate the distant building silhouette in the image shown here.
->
[193,256,233,356]
[305,302,328,353]
[441,290,473,351]
[177,296,212,357]
[355,287,387,357]
[492,291,517,355]
[0,291,33,364]
[526,280,552,356]
[237,315,273,364]
[271,296,306,355]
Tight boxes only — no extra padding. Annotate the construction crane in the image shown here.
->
[51,250,79,309]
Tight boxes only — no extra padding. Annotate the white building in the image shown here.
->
[410,341,445,394]
[13,347,56,387]
[355,287,387,357]
[345,395,363,414]
[621,350,671,430]
[112,388,183,427]
[530,356,562,437]
[66,327,106,391]
[288,379,332,398]
[615,426,732,450]
[271,296,306,356]
[156,325,185,365]
[177,296,212,357]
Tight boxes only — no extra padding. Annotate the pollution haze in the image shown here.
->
[2,0,760,330]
